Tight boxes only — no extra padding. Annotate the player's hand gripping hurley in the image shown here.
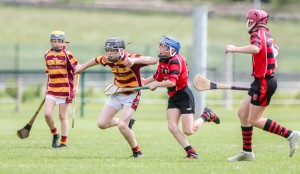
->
[72,74,80,128]
[17,97,45,139]
[193,74,250,91]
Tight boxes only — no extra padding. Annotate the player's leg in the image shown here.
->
[119,106,143,158]
[44,95,60,148]
[249,77,299,157]
[97,95,122,129]
[121,92,144,158]
[228,95,255,162]
[168,109,185,146]
[58,102,69,148]
[237,95,251,126]
[249,102,299,157]
[97,104,119,129]
[182,113,196,136]
[168,108,198,159]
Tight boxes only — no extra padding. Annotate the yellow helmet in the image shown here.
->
[50,30,66,40]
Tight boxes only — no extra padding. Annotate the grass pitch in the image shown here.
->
[0,97,299,174]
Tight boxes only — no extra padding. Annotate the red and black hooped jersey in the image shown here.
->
[45,49,78,98]
[153,53,189,97]
[95,51,147,88]
[250,27,278,78]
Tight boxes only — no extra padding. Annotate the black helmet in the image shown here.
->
[104,37,125,50]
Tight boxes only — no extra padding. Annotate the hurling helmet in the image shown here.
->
[246,9,269,32]
[50,30,66,41]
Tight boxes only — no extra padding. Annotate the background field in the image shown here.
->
[1,1,300,174]
[0,99,300,174]
[1,3,300,73]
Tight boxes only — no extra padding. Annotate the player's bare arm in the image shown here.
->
[225,44,259,54]
[148,80,175,91]
[75,59,98,74]
[124,56,157,67]
[141,76,155,86]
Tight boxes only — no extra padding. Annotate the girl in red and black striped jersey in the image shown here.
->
[142,36,220,159]
[75,37,157,158]
[225,9,300,161]
[44,31,80,148]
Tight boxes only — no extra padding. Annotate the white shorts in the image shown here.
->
[106,92,141,110]
[46,95,67,105]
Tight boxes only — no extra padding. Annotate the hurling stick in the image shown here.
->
[72,74,80,128]
[104,83,149,95]
[17,97,45,139]
[193,74,250,91]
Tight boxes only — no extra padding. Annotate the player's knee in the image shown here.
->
[183,131,194,136]
[117,121,127,131]
[237,110,248,120]
[58,114,67,121]
[248,119,259,127]
[183,129,193,136]
[97,121,108,129]
[168,125,179,134]
[44,112,52,119]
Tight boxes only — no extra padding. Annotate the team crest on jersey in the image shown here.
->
[253,94,258,101]
[60,60,66,65]
[161,68,168,74]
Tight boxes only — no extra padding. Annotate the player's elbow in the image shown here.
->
[166,81,176,88]
[251,45,260,54]
[149,57,158,65]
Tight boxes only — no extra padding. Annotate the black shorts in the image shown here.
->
[248,76,277,106]
[168,86,195,114]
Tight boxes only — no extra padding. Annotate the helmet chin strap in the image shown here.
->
[159,48,176,59]
[169,47,176,57]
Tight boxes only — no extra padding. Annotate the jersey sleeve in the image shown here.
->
[128,53,148,69]
[167,59,180,84]
[44,50,49,73]
[95,55,106,66]
[250,32,261,49]
[66,51,78,67]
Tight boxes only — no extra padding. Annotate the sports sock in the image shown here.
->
[60,136,67,145]
[241,126,253,152]
[263,119,292,138]
[51,128,58,135]
[200,115,208,122]
[132,145,142,154]
[184,145,197,154]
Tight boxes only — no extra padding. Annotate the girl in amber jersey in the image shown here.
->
[44,30,80,148]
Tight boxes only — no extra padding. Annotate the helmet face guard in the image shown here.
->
[104,38,125,63]
[158,36,180,60]
[245,9,269,33]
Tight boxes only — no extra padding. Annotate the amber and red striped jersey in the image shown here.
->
[45,49,78,98]
[250,27,278,78]
[153,53,189,97]
[95,51,147,88]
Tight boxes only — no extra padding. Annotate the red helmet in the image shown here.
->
[245,9,269,32]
